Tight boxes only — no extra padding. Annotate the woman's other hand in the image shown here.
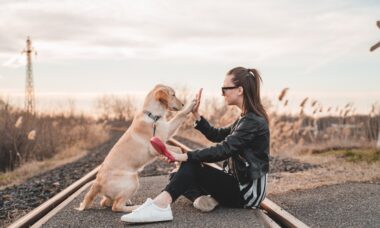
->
[170,151,188,162]
[192,88,202,121]
[158,151,188,163]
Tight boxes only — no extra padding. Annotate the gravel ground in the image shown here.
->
[42,176,266,228]
[0,131,124,227]
[0,130,318,227]
[269,182,380,227]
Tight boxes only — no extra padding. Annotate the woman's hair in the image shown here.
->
[227,66,269,123]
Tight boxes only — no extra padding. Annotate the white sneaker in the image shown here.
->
[121,198,173,223]
[193,195,219,212]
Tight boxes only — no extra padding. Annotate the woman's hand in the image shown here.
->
[192,88,203,121]
[158,150,188,163]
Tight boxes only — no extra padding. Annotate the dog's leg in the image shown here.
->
[100,196,112,208]
[112,196,140,212]
[111,176,139,212]
[165,144,183,172]
[76,183,101,211]
[166,113,187,137]
[166,100,196,137]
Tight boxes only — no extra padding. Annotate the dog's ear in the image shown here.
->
[154,88,169,108]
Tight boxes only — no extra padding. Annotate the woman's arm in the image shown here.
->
[194,116,237,142]
[191,88,235,142]
[188,117,256,163]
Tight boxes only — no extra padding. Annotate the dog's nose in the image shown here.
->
[182,103,184,107]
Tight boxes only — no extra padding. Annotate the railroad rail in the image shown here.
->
[9,138,309,228]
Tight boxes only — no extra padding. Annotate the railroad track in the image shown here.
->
[9,138,309,228]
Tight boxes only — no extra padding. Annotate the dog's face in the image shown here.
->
[153,85,184,111]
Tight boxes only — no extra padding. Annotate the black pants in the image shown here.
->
[163,161,245,208]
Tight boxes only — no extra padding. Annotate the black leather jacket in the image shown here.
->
[187,112,270,183]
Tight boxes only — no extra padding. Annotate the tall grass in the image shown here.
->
[176,87,379,156]
[2,87,378,172]
[0,97,108,172]
[269,89,380,155]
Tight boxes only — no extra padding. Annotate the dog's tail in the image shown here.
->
[75,183,101,211]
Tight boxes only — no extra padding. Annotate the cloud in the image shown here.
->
[0,0,378,64]
[2,55,26,68]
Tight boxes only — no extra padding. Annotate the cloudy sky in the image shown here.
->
[0,0,379,114]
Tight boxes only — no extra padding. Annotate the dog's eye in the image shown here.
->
[172,94,176,97]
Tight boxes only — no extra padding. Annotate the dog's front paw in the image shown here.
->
[75,204,85,211]
[181,99,197,115]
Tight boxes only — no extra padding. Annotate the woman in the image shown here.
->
[121,67,270,223]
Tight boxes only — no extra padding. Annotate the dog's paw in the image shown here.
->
[75,206,85,211]
[182,99,197,115]
[75,203,86,211]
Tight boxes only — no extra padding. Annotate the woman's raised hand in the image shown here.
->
[192,88,202,121]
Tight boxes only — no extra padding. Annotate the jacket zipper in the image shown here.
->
[232,158,240,183]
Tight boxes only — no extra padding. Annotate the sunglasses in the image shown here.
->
[221,86,239,95]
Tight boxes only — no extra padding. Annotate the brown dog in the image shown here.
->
[76,84,195,212]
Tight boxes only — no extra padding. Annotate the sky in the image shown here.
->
[0,0,379,115]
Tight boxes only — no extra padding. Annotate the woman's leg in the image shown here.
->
[121,161,244,223]
[168,171,207,202]
[160,161,244,208]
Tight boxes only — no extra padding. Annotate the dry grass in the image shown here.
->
[176,90,380,157]
[0,97,111,173]
[2,86,379,193]
[0,125,109,188]
[267,150,380,195]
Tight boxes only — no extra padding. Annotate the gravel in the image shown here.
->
[0,130,318,227]
[42,176,266,228]
[269,182,380,227]
[269,156,320,173]
[0,131,124,226]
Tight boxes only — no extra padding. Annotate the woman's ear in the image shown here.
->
[238,86,244,96]
[154,88,169,108]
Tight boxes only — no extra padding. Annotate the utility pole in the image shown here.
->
[370,21,380,52]
[369,21,380,148]
[22,36,37,114]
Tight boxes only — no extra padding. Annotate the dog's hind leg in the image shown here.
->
[111,178,139,212]
[112,196,140,212]
[100,196,112,207]
[76,183,101,211]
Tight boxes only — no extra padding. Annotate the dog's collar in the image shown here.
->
[143,111,161,136]
[143,110,161,122]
